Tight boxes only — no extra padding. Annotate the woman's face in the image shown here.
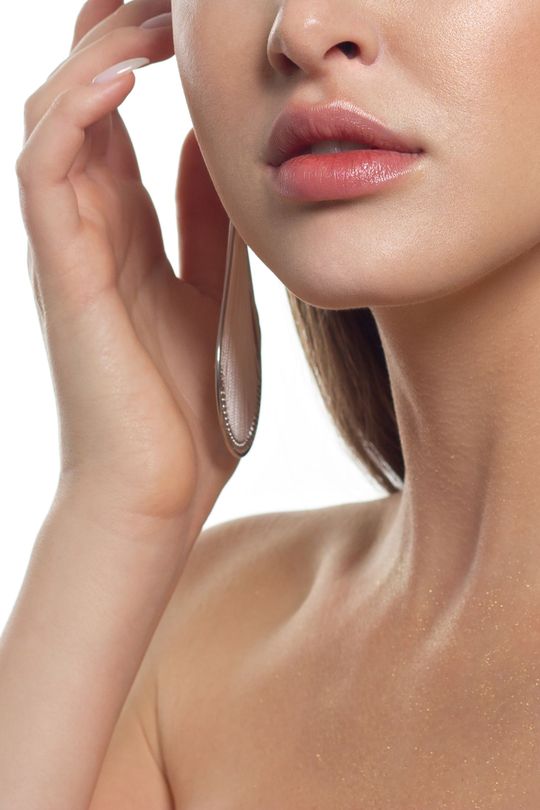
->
[171,0,540,309]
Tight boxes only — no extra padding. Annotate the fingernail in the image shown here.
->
[140,12,173,29]
[92,57,151,85]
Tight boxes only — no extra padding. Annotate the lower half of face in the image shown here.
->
[173,0,540,311]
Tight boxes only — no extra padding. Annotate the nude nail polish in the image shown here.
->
[92,57,151,85]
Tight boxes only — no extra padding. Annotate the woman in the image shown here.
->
[2,0,539,807]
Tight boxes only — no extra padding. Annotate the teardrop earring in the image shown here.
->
[214,220,262,458]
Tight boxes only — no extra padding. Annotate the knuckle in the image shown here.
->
[23,93,36,117]
[15,152,30,182]
[49,89,66,111]
[22,85,55,139]
[22,93,38,127]
[49,87,75,116]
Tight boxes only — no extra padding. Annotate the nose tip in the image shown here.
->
[266,7,380,79]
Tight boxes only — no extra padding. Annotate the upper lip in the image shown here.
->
[265,99,423,167]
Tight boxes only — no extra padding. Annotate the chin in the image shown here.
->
[238,193,505,311]
[252,242,469,311]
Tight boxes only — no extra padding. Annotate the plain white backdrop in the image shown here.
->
[1,1,385,633]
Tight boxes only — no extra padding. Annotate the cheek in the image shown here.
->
[484,7,540,160]
[414,0,540,245]
[173,0,258,107]
[424,1,540,148]
[173,2,264,206]
[171,0,540,309]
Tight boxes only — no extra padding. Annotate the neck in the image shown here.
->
[370,246,540,643]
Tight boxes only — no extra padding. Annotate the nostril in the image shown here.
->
[339,42,359,59]
[272,52,297,76]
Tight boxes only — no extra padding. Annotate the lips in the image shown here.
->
[265,99,423,168]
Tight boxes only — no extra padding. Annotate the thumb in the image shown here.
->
[176,128,231,302]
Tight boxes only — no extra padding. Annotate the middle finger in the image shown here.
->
[25,21,173,139]
[71,0,171,54]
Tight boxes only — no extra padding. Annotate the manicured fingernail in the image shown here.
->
[140,12,172,29]
[92,57,150,85]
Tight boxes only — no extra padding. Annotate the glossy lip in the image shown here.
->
[267,150,423,202]
[264,99,424,167]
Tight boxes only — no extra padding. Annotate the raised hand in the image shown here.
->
[16,0,238,532]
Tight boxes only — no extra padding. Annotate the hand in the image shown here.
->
[15,0,239,530]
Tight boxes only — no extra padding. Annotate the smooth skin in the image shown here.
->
[167,0,540,806]
[5,0,243,808]
[18,0,238,528]
[4,0,539,808]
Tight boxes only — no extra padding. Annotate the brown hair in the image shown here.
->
[286,291,404,494]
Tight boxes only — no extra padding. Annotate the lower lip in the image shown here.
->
[267,149,424,202]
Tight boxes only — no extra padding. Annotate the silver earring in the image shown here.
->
[215,220,262,458]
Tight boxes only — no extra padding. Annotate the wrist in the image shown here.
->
[48,472,195,554]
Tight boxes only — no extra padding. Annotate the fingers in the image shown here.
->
[70,0,171,57]
[23,22,173,142]
[176,129,231,303]
[16,76,136,264]
[70,0,124,53]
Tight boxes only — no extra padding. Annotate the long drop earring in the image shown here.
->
[215,220,262,458]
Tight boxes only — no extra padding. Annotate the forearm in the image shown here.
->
[0,486,192,810]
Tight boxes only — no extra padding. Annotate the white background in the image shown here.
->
[1,1,384,633]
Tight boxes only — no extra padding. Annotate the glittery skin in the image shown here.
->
[158,501,540,809]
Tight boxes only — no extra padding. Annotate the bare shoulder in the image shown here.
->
[192,492,395,577]
[154,494,396,674]
[173,496,390,605]
[149,495,399,793]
